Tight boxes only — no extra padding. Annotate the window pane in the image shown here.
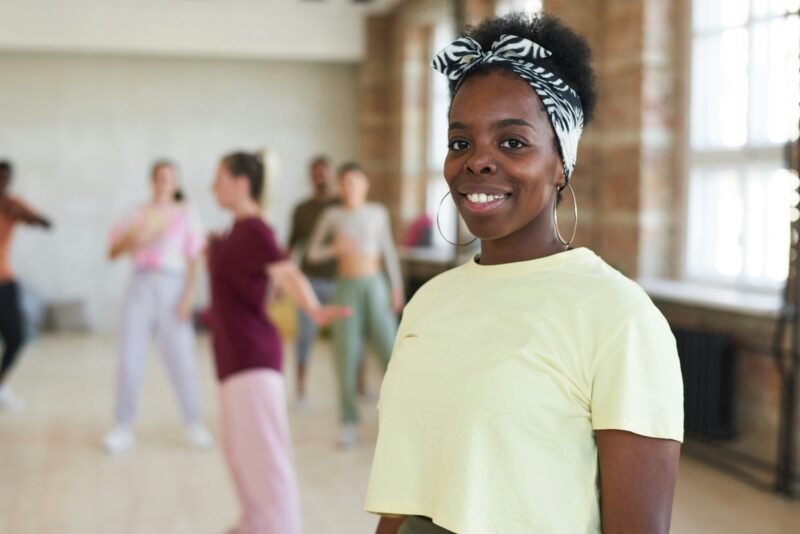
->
[427,21,456,249]
[753,0,800,18]
[750,16,800,144]
[761,167,795,281]
[713,171,744,277]
[691,29,749,148]
[687,163,794,285]
[428,22,454,171]
[743,165,793,282]
[693,0,749,31]
[686,166,744,279]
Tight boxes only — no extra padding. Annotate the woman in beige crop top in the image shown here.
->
[307,162,404,448]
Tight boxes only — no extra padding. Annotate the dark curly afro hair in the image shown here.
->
[451,12,598,126]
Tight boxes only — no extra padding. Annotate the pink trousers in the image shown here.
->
[219,368,301,534]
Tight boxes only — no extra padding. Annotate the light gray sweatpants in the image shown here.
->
[114,270,201,426]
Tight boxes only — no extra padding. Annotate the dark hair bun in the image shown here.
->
[456,12,597,125]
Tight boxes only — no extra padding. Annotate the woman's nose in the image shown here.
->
[466,149,497,175]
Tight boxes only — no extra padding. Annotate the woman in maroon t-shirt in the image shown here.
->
[209,152,349,534]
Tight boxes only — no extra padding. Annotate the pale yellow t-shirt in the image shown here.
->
[365,248,684,534]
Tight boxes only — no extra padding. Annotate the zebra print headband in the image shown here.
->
[432,34,584,180]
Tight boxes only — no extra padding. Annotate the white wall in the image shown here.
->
[0,0,400,62]
[0,52,359,330]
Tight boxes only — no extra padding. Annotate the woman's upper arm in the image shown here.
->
[375,515,406,534]
[265,258,294,278]
[595,429,681,534]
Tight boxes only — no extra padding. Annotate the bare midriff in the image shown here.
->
[337,253,381,279]
[0,213,16,281]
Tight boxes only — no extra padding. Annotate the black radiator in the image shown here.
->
[673,328,737,440]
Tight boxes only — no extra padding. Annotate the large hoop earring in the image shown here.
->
[553,182,578,246]
[436,191,477,247]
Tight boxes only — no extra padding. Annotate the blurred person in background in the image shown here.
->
[0,160,52,411]
[286,155,339,408]
[103,160,212,454]
[209,152,350,534]
[306,162,404,448]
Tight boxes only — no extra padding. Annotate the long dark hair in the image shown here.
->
[221,152,264,201]
[151,159,184,202]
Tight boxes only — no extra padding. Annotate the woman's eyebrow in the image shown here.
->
[495,118,536,130]
[448,118,537,130]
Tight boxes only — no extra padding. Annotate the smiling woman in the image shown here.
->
[365,12,684,534]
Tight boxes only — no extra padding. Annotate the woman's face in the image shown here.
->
[212,163,246,210]
[444,69,564,243]
[151,164,178,202]
[339,170,370,207]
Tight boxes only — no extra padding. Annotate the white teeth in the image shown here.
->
[467,193,507,204]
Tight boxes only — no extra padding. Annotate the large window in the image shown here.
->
[426,21,457,248]
[686,0,799,290]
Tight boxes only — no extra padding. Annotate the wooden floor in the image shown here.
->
[1,333,799,534]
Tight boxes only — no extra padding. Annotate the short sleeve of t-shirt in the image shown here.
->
[252,221,286,267]
[590,301,684,442]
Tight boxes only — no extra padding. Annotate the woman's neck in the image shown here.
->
[232,199,261,221]
[477,213,569,265]
[343,199,365,211]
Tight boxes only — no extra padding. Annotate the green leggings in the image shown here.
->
[332,275,397,423]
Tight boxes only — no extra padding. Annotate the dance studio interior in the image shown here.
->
[1,0,799,533]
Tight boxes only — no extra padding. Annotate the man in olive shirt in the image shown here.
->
[288,156,339,406]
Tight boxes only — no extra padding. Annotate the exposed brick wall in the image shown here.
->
[361,0,799,479]
[543,0,679,279]
[359,14,402,217]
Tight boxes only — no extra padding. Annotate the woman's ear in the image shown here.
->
[554,162,565,188]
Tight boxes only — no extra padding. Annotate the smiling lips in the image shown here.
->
[459,191,512,214]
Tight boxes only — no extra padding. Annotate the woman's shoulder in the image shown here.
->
[571,251,665,324]
[364,202,390,216]
[172,202,201,220]
[241,216,274,234]
[401,261,472,314]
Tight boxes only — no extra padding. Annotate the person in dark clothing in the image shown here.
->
[0,160,52,411]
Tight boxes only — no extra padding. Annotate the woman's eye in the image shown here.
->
[448,139,469,151]
[500,138,527,149]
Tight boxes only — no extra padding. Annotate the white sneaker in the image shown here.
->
[104,426,135,454]
[186,423,214,450]
[338,423,358,449]
[0,386,25,412]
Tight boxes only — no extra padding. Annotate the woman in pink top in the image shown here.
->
[103,160,213,454]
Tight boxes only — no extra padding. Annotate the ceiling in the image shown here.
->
[0,0,404,62]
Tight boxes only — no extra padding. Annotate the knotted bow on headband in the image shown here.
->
[432,34,584,180]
